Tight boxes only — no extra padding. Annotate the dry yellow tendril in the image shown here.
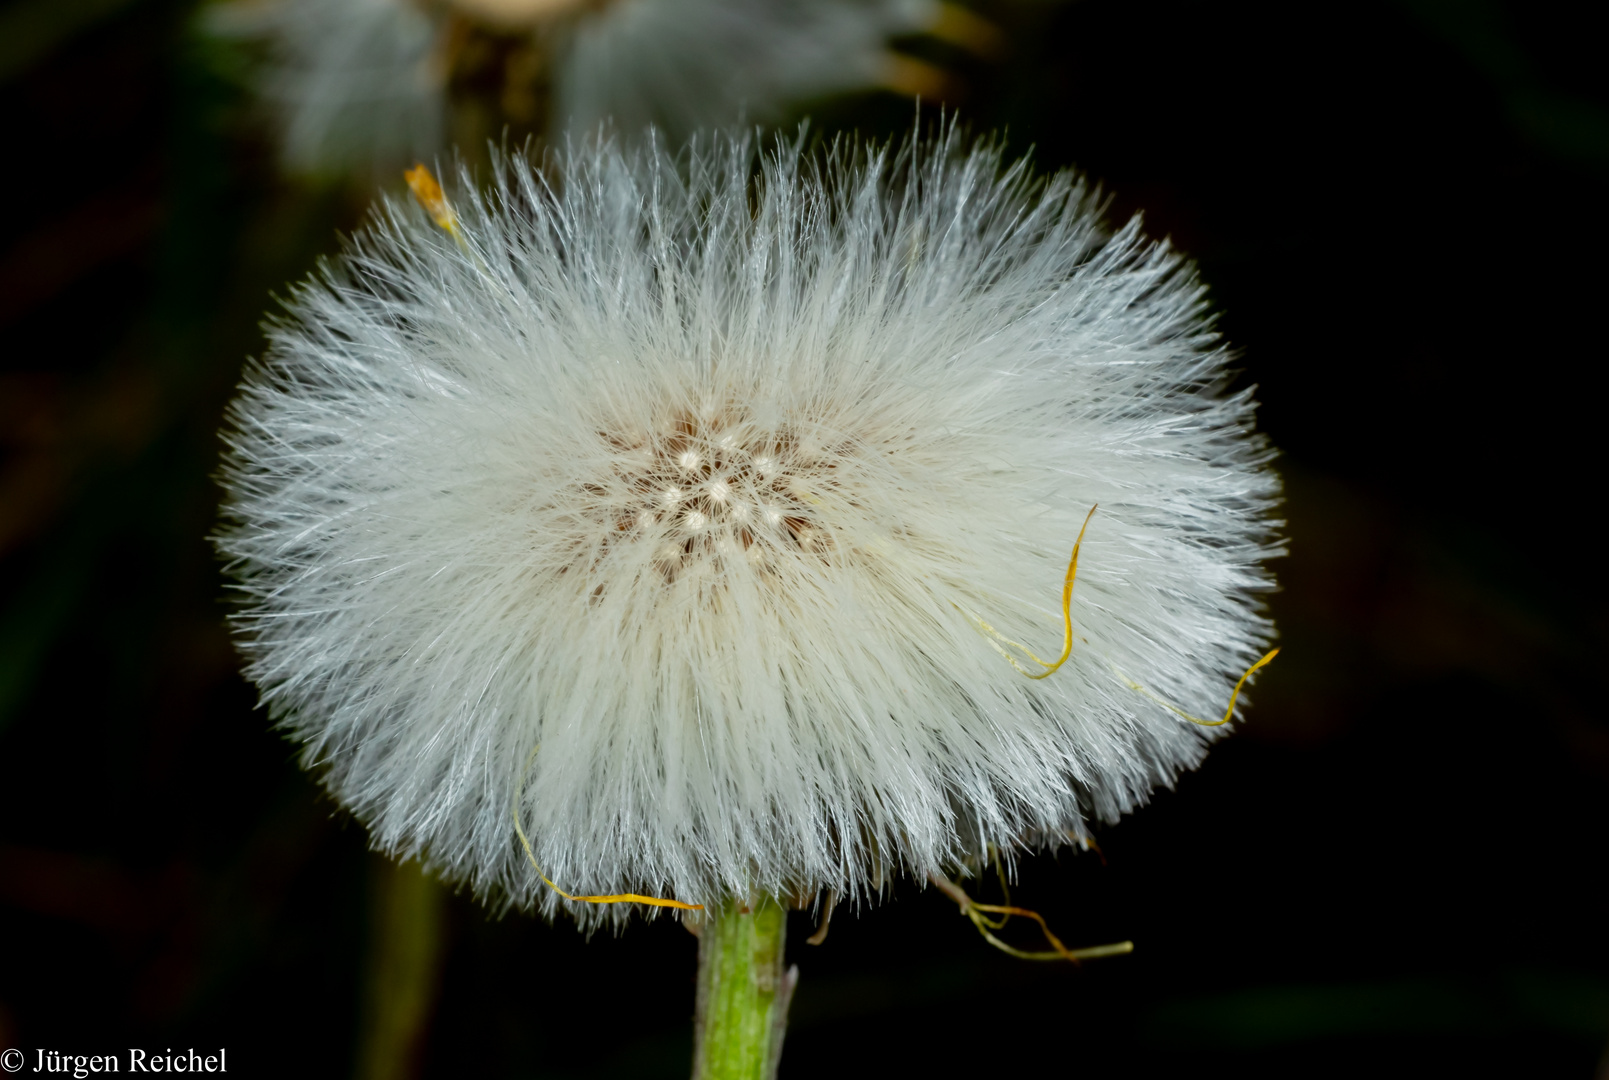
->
[958,504,1098,679]
[1114,646,1280,727]
[513,746,704,912]
[964,504,1279,724]
[929,872,1132,963]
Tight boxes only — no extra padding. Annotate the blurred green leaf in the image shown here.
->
[1393,0,1609,165]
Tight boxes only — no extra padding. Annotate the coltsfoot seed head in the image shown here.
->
[216,129,1282,925]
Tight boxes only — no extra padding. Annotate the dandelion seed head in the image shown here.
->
[217,130,1281,926]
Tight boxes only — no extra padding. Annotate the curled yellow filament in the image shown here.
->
[958,504,1098,679]
[929,872,1132,963]
[512,746,704,912]
[1114,647,1280,727]
[963,504,1279,725]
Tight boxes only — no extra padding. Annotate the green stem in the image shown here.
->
[356,858,446,1080]
[691,899,797,1080]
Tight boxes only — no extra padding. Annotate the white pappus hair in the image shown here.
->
[217,128,1282,926]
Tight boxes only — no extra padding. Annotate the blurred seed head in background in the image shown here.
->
[204,0,997,179]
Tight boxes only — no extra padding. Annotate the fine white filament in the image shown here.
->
[218,130,1281,924]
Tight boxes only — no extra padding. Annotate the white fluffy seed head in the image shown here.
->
[216,129,1282,927]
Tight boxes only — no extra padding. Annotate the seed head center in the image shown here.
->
[586,406,843,583]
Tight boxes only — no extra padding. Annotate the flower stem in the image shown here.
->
[356,858,445,1080]
[691,899,797,1080]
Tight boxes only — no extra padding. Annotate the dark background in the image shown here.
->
[2,0,1605,1076]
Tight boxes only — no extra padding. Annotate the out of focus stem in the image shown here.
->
[356,858,446,1080]
[690,899,797,1080]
